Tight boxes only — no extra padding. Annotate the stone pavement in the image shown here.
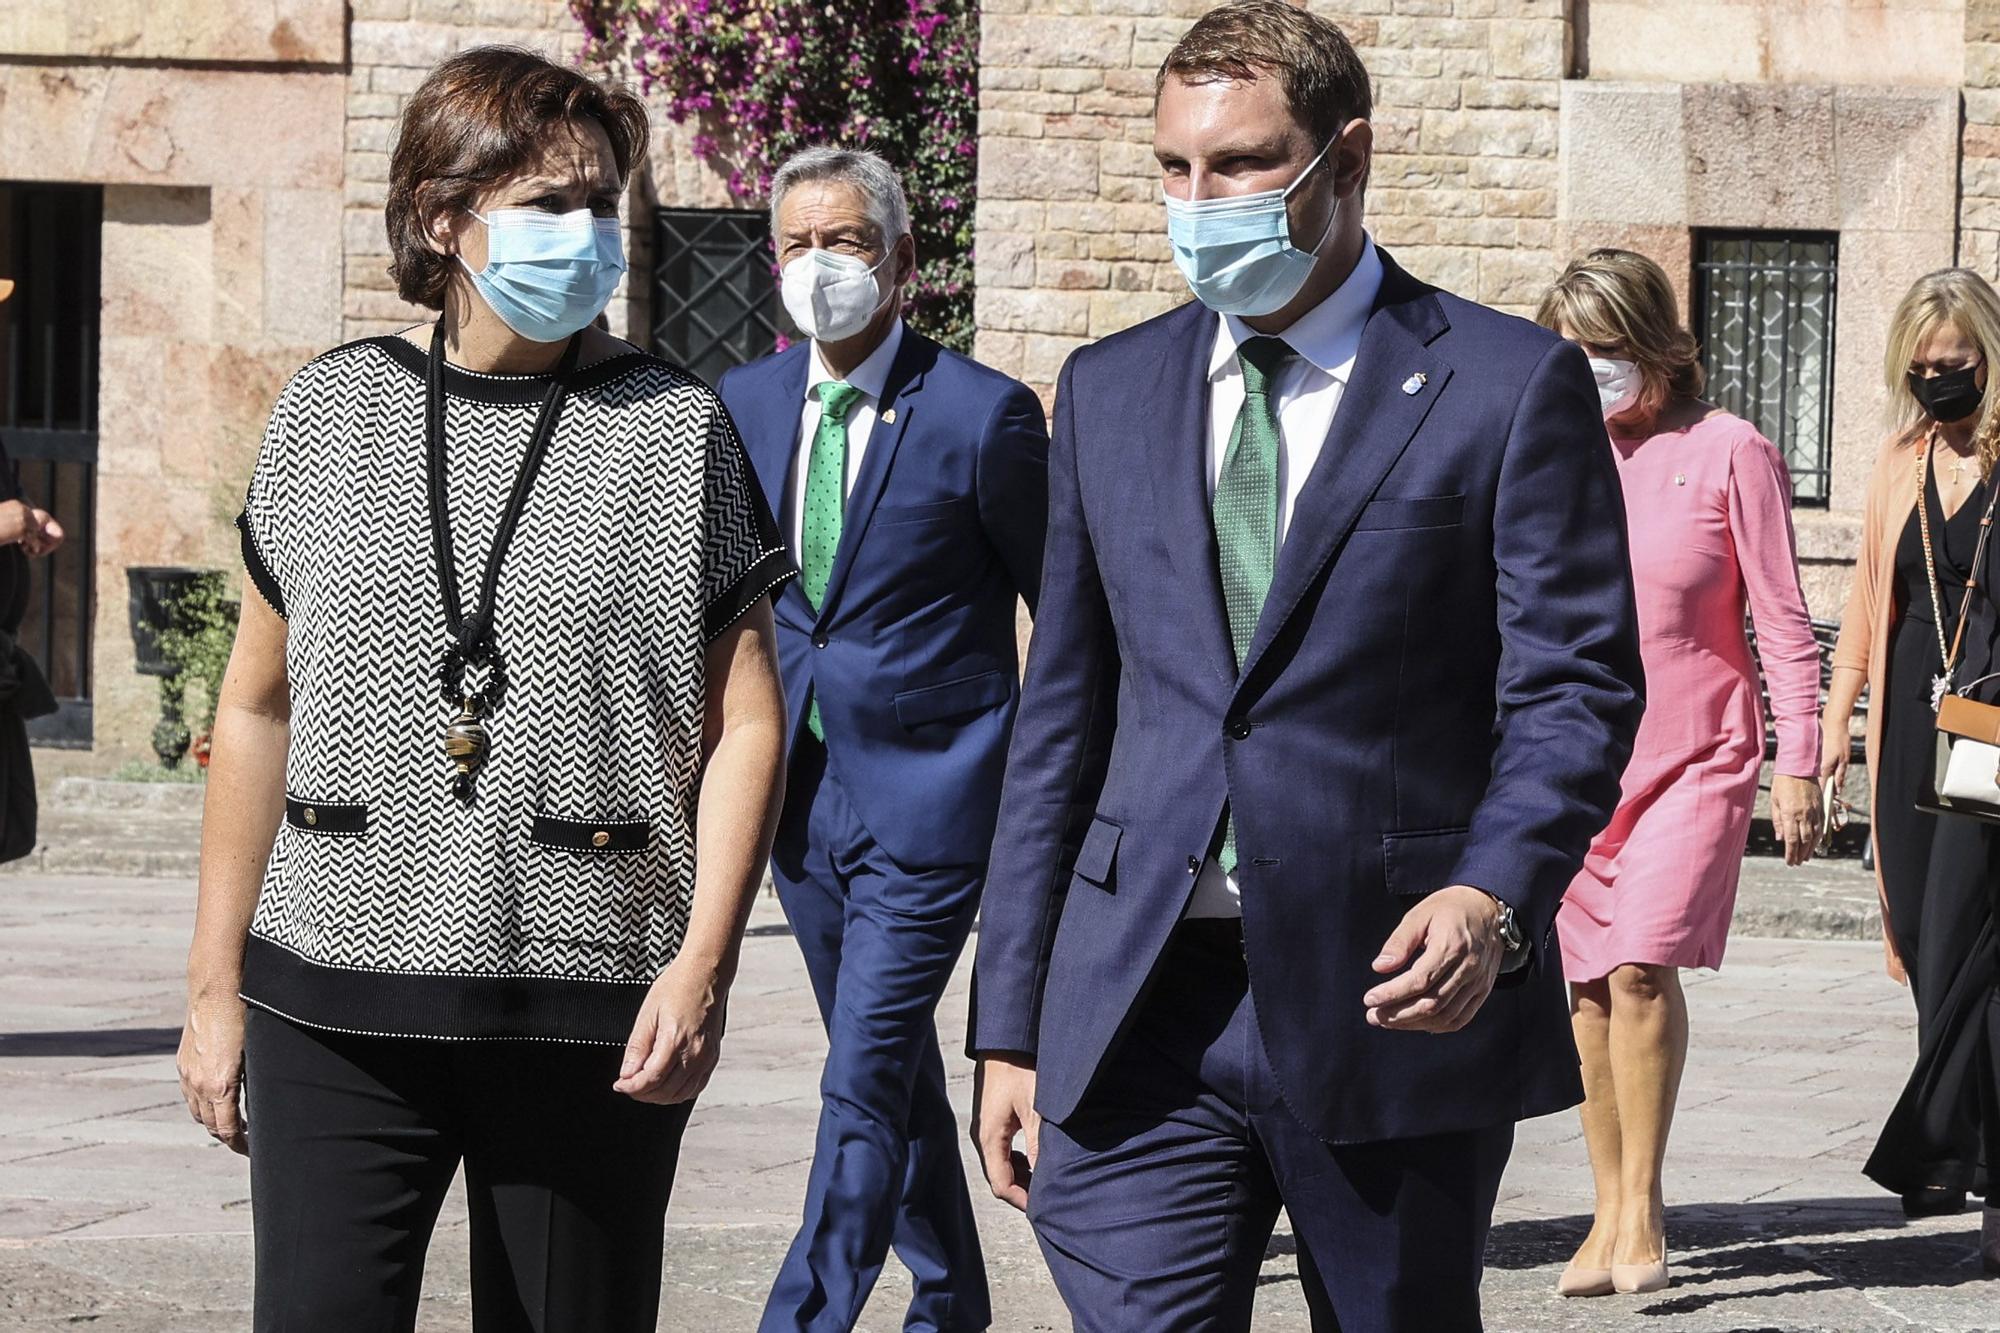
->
[3,874,1995,1332]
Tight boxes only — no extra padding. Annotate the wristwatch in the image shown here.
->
[1488,894,1531,974]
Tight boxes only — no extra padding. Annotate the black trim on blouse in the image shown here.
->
[364,335,660,407]
[236,510,287,619]
[239,933,650,1045]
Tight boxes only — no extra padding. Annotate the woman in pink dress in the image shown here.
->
[1537,249,1825,1298]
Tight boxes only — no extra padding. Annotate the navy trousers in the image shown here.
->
[759,740,991,1333]
[1028,922,1513,1333]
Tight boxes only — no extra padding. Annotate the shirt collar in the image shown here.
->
[806,318,905,404]
[1208,234,1384,384]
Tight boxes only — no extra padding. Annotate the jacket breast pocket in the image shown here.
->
[893,668,1011,728]
[1353,494,1464,532]
[1071,816,1122,892]
[1381,826,1470,897]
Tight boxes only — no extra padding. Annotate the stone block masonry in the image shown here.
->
[1964,0,2000,285]
[974,1,1572,401]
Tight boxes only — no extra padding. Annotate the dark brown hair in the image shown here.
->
[1536,248,1706,420]
[385,46,650,310]
[1156,0,1372,147]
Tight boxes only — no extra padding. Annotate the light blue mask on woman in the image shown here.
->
[462,207,626,343]
[1164,140,1339,318]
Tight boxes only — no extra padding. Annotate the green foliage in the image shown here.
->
[153,571,237,738]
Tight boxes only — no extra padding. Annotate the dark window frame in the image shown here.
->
[649,207,786,385]
[1,182,101,748]
[1692,229,1839,508]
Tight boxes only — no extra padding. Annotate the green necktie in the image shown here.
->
[802,379,864,742]
[1213,335,1291,873]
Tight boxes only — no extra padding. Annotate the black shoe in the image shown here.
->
[1902,1187,1968,1218]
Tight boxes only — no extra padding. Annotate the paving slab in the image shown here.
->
[1,874,1995,1332]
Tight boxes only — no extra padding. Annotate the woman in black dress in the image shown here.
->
[1827,268,2000,1270]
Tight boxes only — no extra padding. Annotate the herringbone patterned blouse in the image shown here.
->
[233,336,793,1043]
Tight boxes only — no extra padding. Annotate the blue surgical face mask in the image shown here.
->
[1164,140,1340,318]
[462,207,626,343]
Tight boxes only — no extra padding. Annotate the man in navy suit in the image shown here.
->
[969,3,1645,1328]
[719,147,1049,1333]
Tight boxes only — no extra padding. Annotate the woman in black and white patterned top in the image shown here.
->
[175,48,792,1329]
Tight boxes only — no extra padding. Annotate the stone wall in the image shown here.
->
[1584,0,1964,88]
[1963,1,2000,283]
[0,56,345,766]
[0,0,345,65]
[973,0,1571,400]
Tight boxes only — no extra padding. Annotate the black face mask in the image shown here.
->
[1909,363,1986,424]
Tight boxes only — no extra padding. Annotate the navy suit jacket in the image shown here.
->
[719,329,1049,869]
[970,252,1646,1144]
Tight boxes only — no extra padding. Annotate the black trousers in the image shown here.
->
[244,1007,693,1332]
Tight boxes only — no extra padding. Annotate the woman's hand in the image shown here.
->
[614,955,728,1105]
[1882,923,1909,985]
[1819,716,1852,794]
[178,995,248,1154]
[1770,773,1823,867]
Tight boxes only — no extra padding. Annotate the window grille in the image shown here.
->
[1693,231,1838,507]
[650,208,785,385]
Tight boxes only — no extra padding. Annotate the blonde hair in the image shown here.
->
[1535,248,1705,423]
[1884,268,2000,476]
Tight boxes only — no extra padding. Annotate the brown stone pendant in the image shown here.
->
[445,700,490,802]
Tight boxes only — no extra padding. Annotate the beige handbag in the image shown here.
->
[1916,440,2000,823]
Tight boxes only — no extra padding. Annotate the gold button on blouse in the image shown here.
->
[303,807,318,827]
[591,829,611,848]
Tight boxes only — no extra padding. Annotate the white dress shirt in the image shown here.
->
[1186,235,1386,921]
[787,319,907,560]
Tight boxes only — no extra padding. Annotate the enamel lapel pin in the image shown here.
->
[1401,372,1428,396]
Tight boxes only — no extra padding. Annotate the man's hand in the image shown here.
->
[614,955,729,1104]
[1363,885,1507,1033]
[972,1052,1039,1211]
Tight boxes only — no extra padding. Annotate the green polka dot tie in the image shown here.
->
[1213,335,1291,873]
[802,379,864,741]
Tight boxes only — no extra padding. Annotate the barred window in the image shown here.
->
[1694,231,1838,507]
[650,208,785,384]
[0,181,100,747]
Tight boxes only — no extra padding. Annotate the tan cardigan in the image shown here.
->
[1830,429,1927,979]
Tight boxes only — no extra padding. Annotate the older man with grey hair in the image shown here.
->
[718,147,1049,1333]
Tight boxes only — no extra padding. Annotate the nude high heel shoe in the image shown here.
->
[1555,1264,1615,1297]
[1611,1258,1671,1294]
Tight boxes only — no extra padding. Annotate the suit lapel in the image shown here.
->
[1235,257,1453,687]
[814,332,934,623]
[736,347,813,623]
[741,345,808,518]
[1147,302,1239,687]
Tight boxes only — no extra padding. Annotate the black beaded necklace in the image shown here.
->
[424,319,582,803]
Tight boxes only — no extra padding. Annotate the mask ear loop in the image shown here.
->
[1281,132,1344,260]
